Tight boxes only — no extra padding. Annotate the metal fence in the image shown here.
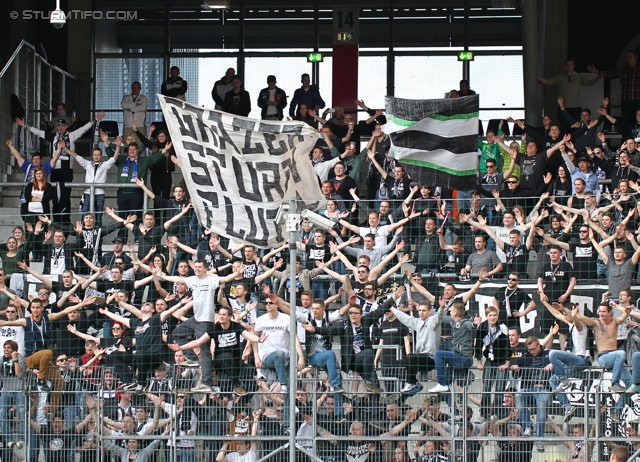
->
[2,365,638,462]
[0,40,80,184]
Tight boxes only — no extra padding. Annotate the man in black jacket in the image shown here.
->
[211,67,235,110]
[223,75,251,117]
[257,75,287,120]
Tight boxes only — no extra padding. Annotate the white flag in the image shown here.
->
[159,95,322,248]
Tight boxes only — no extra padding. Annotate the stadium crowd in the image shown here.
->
[1,55,640,462]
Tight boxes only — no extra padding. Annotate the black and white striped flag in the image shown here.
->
[383,95,480,190]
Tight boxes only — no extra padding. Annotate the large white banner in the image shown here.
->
[159,95,322,248]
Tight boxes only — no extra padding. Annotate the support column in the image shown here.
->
[332,8,359,111]
[67,0,93,118]
[521,0,540,125]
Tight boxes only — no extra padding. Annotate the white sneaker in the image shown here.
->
[401,383,415,393]
[428,383,450,393]
[280,385,288,393]
[523,427,532,437]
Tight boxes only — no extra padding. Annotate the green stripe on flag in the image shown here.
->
[428,112,479,122]
[386,112,479,127]
[400,158,477,176]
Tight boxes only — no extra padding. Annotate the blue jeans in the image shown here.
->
[598,350,630,412]
[433,350,473,386]
[262,350,289,386]
[633,351,640,385]
[598,350,631,387]
[549,375,570,407]
[516,388,552,437]
[456,190,473,212]
[171,446,195,462]
[82,193,105,228]
[0,391,25,443]
[548,350,589,379]
[597,262,609,280]
[309,350,344,414]
[311,278,330,300]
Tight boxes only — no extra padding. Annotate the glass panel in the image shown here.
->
[394,56,462,100]
[196,57,238,107]
[357,55,387,116]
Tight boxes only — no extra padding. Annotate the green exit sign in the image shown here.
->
[457,51,474,61]
[337,32,354,42]
[307,53,324,63]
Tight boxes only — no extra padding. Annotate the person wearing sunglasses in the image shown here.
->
[491,272,536,329]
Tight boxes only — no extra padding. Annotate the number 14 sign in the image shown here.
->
[333,8,359,45]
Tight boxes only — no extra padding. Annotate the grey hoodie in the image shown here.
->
[446,314,476,358]
[393,308,444,355]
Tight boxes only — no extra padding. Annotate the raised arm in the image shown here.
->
[133,177,155,201]
[255,259,284,284]
[589,229,612,265]
[541,300,569,325]
[536,228,570,251]
[117,298,143,319]
[401,269,435,302]
[461,268,488,304]
[16,261,53,288]
[164,202,192,231]
[66,324,100,344]
[98,307,131,328]
[377,254,410,285]
[5,140,26,168]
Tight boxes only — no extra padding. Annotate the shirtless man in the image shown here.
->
[574,302,632,422]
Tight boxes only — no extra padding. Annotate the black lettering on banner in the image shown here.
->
[244,206,259,244]
[257,122,282,134]
[280,123,304,150]
[263,132,288,156]
[281,150,302,184]
[186,152,214,187]
[202,202,214,229]
[242,130,265,155]
[195,189,219,208]
[232,157,263,202]
[184,143,228,193]
[171,107,198,140]
[233,117,256,131]
[176,105,211,143]
[244,206,271,247]
[256,162,284,202]
[224,196,245,240]
[212,120,239,154]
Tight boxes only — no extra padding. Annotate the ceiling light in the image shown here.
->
[202,0,230,9]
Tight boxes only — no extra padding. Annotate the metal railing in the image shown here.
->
[0,40,79,183]
[3,365,636,462]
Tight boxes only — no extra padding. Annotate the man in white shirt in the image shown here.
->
[121,81,149,146]
[254,299,304,433]
[64,133,120,228]
[163,260,243,393]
